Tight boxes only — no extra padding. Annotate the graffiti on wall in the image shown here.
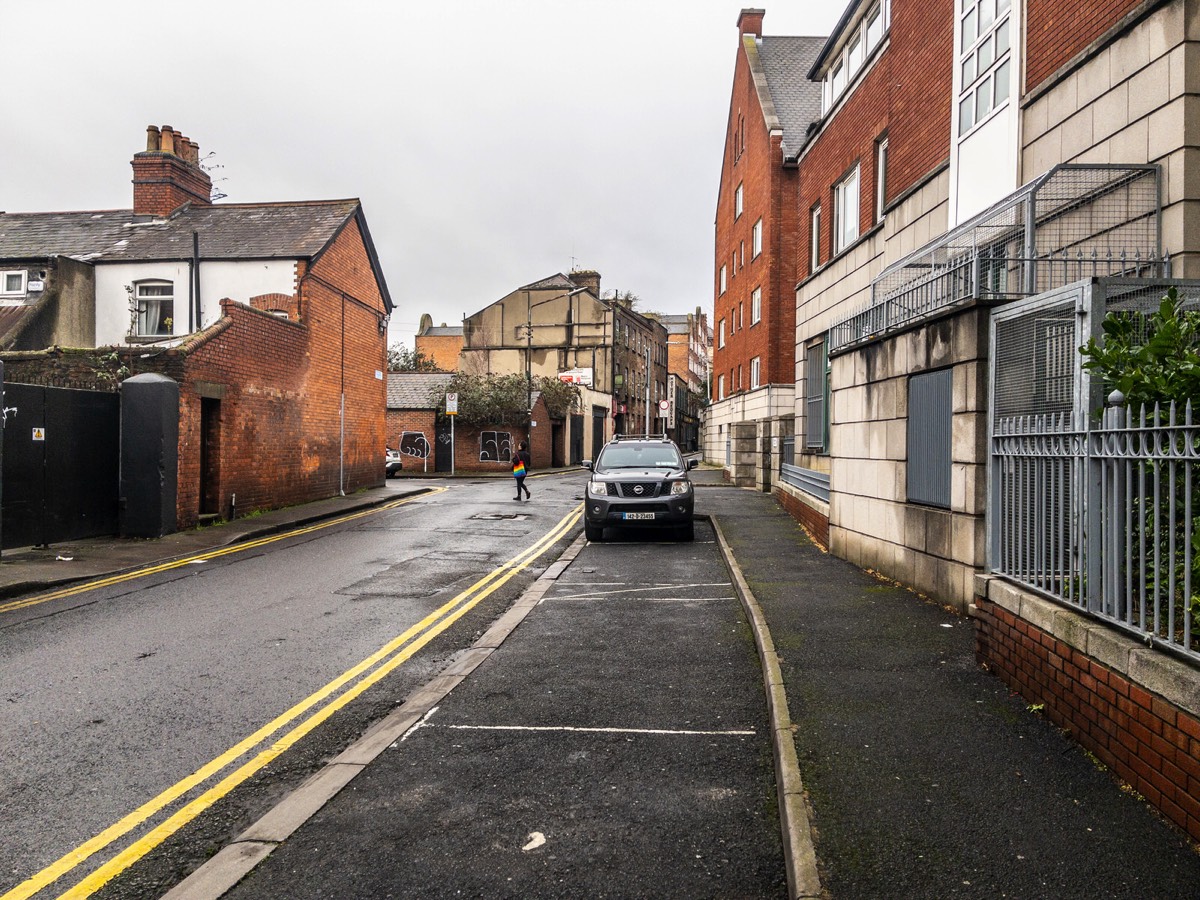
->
[480,431,513,462]
[399,431,431,459]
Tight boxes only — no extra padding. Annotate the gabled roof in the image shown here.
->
[0,200,361,262]
[387,372,454,408]
[746,35,826,160]
[0,198,392,313]
[518,272,576,292]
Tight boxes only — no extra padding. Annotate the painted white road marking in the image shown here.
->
[437,724,755,736]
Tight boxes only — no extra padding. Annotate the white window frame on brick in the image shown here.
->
[834,165,860,254]
[821,0,891,114]
[810,205,822,272]
[718,373,726,401]
[134,279,175,336]
[2,271,26,296]
[1,269,27,297]
[750,356,761,389]
[752,218,763,258]
[875,136,889,223]
[719,264,727,295]
[957,0,1012,137]
[739,302,744,330]
[734,182,744,219]
[718,318,726,348]
[751,287,761,325]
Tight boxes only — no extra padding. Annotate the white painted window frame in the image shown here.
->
[834,165,861,254]
[1,269,27,297]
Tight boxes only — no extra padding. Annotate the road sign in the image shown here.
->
[446,393,458,415]
[658,399,669,413]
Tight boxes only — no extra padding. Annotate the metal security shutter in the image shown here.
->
[805,339,827,450]
[907,368,952,508]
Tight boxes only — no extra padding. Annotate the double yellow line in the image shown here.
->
[4,498,581,900]
[0,490,446,616]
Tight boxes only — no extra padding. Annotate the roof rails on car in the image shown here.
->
[610,433,670,442]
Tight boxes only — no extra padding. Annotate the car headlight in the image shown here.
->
[669,481,691,495]
[588,481,610,496]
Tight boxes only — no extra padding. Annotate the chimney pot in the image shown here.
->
[132,124,213,214]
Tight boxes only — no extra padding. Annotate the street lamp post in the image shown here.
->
[526,286,588,415]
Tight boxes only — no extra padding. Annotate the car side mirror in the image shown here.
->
[687,458,699,470]
[581,460,593,470]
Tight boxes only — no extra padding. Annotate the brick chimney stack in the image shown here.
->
[738,8,765,37]
[132,124,214,216]
[569,269,601,297]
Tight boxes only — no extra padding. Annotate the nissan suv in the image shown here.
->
[581,435,698,542]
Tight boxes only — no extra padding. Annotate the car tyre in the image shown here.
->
[585,522,604,542]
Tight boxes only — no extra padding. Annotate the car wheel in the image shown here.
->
[677,522,695,542]
[585,522,604,542]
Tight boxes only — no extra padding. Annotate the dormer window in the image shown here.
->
[1,270,26,297]
[135,280,174,336]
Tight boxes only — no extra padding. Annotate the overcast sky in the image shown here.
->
[1,1,842,348]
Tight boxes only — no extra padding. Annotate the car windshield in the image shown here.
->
[597,445,682,470]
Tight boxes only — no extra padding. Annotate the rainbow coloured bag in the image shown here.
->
[512,458,526,478]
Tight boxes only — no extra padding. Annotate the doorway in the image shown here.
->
[200,397,221,516]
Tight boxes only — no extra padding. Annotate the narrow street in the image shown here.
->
[0,475,589,899]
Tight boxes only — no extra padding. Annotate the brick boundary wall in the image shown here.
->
[774,484,830,549]
[974,583,1200,843]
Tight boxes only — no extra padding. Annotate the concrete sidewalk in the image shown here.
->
[711,487,1200,898]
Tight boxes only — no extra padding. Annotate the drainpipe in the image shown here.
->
[192,231,201,331]
[340,291,346,496]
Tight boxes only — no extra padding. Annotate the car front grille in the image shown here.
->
[616,481,662,498]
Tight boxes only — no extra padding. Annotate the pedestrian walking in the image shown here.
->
[512,441,532,501]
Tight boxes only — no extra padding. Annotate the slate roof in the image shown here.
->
[756,36,826,159]
[387,372,454,409]
[423,325,463,336]
[0,200,361,263]
[657,314,692,335]
[518,272,576,292]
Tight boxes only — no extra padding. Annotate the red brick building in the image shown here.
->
[706,10,823,466]
[386,372,556,474]
[0,125,393,529]
[762,0,1200,843]
[414,315,464,371]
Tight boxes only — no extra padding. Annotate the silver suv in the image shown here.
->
[581,436,698,542]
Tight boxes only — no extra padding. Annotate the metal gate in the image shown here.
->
[2,382,120,549]
[570,414,584,464]
[435,419,453,472]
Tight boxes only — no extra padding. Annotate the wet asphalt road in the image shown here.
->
[1,475,585,898]
[222,519,785,899]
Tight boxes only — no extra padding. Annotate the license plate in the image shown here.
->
[623,512,656,520]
